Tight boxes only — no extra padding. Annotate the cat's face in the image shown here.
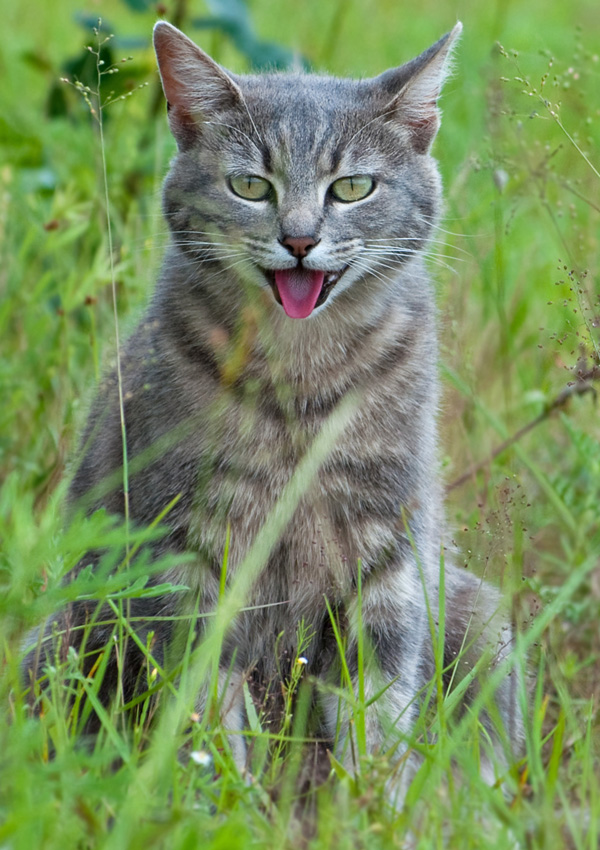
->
[154,22,461,320]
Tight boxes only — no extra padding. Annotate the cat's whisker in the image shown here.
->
[165,234,248,255]
[363,244,467,268]
[421,255,460,275]
[169,240,246,253]
[368,236,473,257]
[416,215,481,240]
[360,244,464,278]
[348,257,395,286]
[345,104,404,149]
[372,247,464,273]
[170,249,248,267]
[363,246,418,257]
[188,256,257,289]
[362,250,419,267]
[169,240,245,251]
[360,256,408,274]
[420,245,468,262]
[204,119,265,154]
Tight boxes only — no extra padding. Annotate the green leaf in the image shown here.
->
[119,0,155,10]
[242,680,262,734]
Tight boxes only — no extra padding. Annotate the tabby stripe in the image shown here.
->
[255,386,350,423]
[369,334,419,381]
[260,144,273,172]
[324,455,416,492]
[343,621,422,681]
[166,312,221,380]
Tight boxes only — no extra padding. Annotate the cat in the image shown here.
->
[25,19,523,802]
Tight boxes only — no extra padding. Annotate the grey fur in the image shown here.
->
[24,21,523,800]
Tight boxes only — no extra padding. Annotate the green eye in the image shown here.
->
[229,175,272,201]
[330,175,374,202]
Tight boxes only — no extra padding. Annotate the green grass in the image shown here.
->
[1,0,599,847]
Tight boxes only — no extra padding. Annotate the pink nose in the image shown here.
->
[280,235,319,258]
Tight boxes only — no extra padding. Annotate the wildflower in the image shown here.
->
[190,750,212,767]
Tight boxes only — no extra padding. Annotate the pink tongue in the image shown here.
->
[274,269,325,319]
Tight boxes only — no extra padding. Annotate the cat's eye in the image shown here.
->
[330,175,375,203]
[229,175,272,201]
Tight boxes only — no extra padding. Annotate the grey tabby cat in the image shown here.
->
[26,20,523,801]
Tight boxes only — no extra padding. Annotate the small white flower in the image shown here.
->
[190,750,212,767]
[296,656,308,666]
[493,169,509,193]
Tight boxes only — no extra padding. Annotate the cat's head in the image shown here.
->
[154,21,461,321]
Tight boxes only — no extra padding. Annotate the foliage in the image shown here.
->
[47,0,302,124]
[1,1,599,848]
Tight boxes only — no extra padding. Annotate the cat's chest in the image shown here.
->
[188,377,407,591]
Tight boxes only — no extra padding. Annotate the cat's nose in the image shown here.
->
[280,235,320,258]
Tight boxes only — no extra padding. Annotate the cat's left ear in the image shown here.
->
[372,22,462,154]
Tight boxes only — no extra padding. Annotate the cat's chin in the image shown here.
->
[262,266,349,318]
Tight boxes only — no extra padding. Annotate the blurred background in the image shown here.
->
[0,0,599,839]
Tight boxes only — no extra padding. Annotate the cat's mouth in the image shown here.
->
[264,267,348,319]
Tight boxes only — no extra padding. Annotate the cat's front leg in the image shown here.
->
[195,666,248,775]
[322,566,429,807]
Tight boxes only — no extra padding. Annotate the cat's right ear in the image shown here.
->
[153,21,243,149]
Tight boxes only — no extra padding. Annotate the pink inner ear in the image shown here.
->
[405,109,440,154]
[154,28,189,108]
[155,52,201,112]
[158,65,180,108]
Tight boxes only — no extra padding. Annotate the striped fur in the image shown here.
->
[25,21,523,802]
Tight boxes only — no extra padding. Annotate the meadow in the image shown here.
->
[1,0,599,847]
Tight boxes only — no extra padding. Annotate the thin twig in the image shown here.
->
[446,365,599,493]
[93,31,130,545]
